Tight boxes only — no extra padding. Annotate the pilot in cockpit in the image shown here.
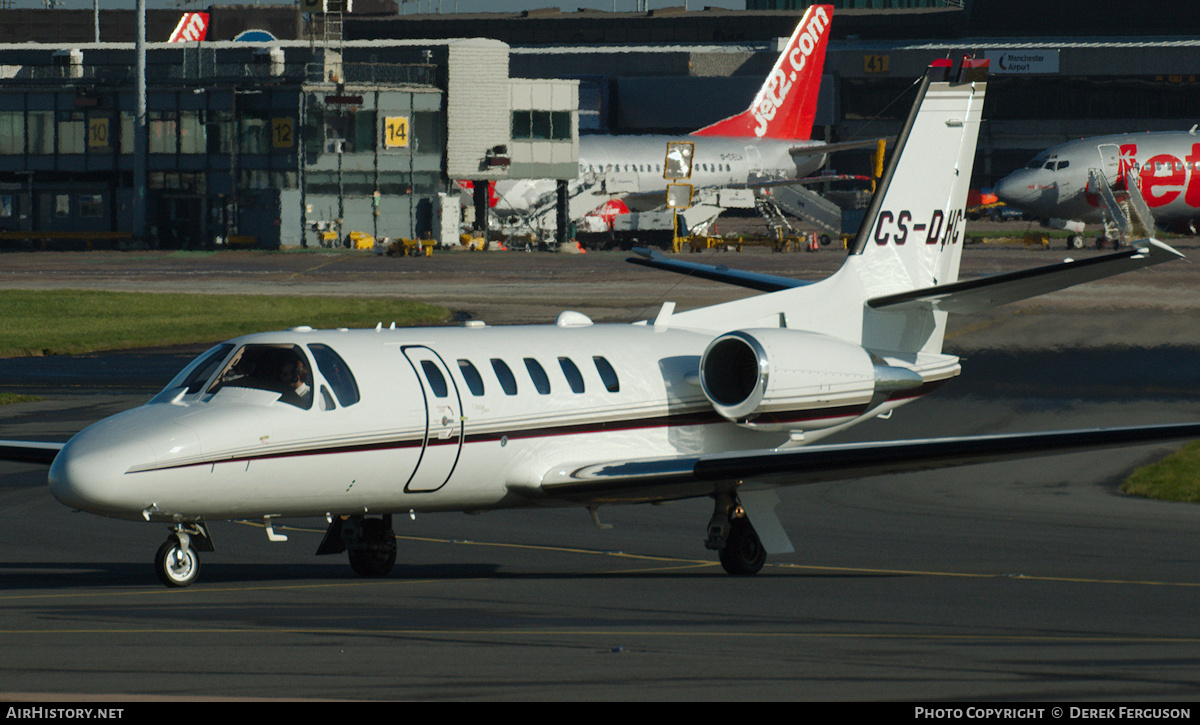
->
[278,356,313,408]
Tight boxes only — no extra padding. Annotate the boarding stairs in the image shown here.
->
[1088,167,1157,247]
[511,174,614,237]
[764,183,843,235]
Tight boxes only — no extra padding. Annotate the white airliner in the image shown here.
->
[3,57,1197,588]
[492,5,876,223]
[995,129,1200,243]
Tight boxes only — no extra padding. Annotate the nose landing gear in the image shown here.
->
[154,523,214,588]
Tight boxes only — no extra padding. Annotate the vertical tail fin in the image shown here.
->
[168,12,210,42]
[848,58,989,295]
[672,57,989,358]
[691,4,831,141]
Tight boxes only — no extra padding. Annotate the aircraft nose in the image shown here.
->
[994,169,1042,207]
[48,423,158,520]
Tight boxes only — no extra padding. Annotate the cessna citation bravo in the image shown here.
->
[492,5,873,217]
[4,58,1199,588]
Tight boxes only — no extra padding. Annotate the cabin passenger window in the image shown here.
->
[457,359,485,396]
[420,360,449,398]
[491,358,518,395]
[558,357,585,394]
[308,343,360,407]
[593,356,620,393]
[524,358,551,395]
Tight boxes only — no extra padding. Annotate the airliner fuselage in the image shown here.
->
[494,134,827,216]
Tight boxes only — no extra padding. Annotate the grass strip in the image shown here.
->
[1121,440,1200,503]
[0,290,449,358]
[0,393,42,405]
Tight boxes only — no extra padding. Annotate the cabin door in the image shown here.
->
[401,346,464,493]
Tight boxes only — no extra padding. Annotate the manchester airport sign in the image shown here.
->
[983,49,1059,74]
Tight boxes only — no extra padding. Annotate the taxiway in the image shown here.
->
[1,241,1198,700]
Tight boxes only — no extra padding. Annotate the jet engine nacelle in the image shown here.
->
[699,329,923,430]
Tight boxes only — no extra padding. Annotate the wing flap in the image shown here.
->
[867,239,1184,314]
[540,422,1200,504]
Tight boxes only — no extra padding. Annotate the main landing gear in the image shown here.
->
[154,523,214,588]
[316,514,397,578]
[705,492,767,575]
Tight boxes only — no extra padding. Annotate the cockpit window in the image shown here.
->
[152,343,235,402]
[181,344,235,394]
[308,343,360,407]
[1056,160,1069,170]
[209,344,314,410]
[1025,157,1045,169]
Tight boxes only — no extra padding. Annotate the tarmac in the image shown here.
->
[1,230,1198,701]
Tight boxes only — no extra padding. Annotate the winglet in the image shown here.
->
[691,4,832,140]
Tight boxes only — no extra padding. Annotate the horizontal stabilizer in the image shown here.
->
[0,440,63,465]
[540,421,1200,504]
[627,248,810,293]
[867,239,1184,314]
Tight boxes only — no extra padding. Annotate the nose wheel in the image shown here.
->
[153,523,213,588]
[155,539,199,587]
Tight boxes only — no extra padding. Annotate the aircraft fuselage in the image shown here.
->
[995,130,1200,232]
[48,319,903,524]
[493,134,825,215]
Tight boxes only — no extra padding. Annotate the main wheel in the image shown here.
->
[718,518,766,576]
[347,517,396,578]
[155,539,200,588]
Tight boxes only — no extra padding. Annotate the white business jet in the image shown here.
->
[3,57,1197,588]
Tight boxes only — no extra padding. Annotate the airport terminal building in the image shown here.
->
[0,33,578,249]
[0,0,1194,247]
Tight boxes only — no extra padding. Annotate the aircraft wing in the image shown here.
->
[789,138,892,158]
[727,173,872,192]
[630,239,1184,301]
[538,421,1200,504]
[627,247,811,292]
[0,440,63,465]
[868,239,1183,314]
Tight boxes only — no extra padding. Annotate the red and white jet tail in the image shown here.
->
[168,12,209,43]
[691,4,831,141]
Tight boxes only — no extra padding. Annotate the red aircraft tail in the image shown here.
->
[168,12,209,43]
[691,4,831,141]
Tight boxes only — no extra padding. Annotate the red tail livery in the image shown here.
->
[691,4,831,140]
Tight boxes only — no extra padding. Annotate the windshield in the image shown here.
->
[150,343,235,403]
